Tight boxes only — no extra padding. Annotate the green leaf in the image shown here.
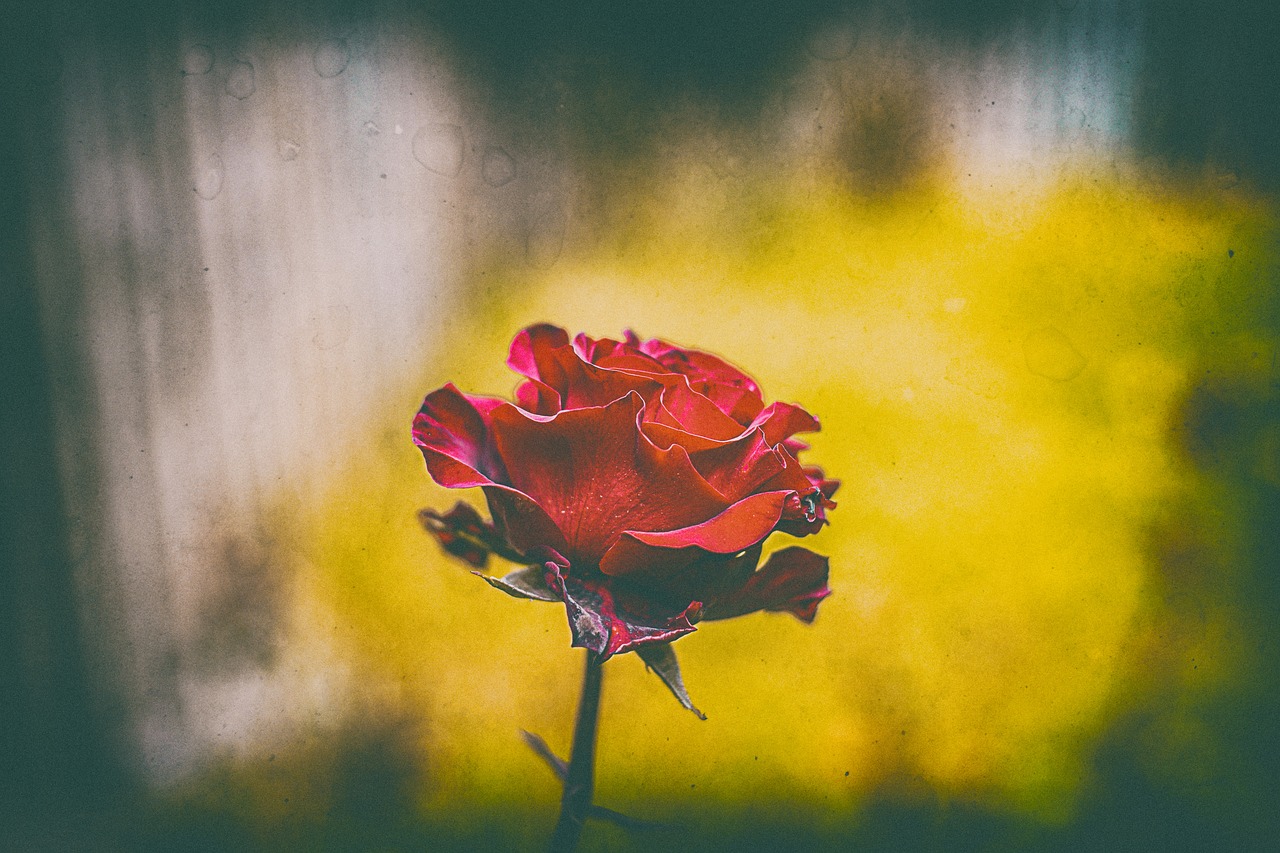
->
[476,566,561,601]
[636,643,706,720]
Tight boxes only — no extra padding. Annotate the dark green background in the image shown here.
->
[3,1,1277,849]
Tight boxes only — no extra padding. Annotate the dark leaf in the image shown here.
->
[636,642,706,720]
[587,804,669,831]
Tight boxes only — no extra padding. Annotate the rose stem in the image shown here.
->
[547,651,605,853]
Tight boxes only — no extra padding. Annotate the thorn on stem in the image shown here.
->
[520,729,567,780]
[520,729,670,832]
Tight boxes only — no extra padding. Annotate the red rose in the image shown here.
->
[414,324,837,663]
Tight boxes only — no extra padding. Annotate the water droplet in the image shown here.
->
[182,44,213,76]
[412,123,464,177]
[808,24,855,61]
[708,145,746,180]
[944,355,1001,399]
[313,38,350,78]
[944,297,967,313]
[194,154,224,199]
[225,60,255,99]
[481,147,516,187]
[311,304,352,351]
[362,120,381,136]
[525,198,566,269]
[1023,327,1086,381]
[277,139,301,161]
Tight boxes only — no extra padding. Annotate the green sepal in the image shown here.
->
[476,566,561,602]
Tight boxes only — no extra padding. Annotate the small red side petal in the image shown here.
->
[703,546,832,623]
[418,502,511,567]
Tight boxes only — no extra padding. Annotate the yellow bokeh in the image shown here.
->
[276,154,1273,838]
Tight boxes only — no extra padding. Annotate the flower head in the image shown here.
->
[414,324,836,660]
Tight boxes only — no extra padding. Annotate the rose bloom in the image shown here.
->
[414,324,836,661]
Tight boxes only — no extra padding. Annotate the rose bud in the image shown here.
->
[413,324,836,668]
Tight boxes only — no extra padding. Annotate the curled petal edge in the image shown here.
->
[599,489,794,577]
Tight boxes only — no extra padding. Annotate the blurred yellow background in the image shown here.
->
[267,159,1275,846]
[8,3,1280,850]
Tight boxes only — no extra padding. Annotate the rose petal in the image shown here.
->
[413,384,567,555]
[481,486,569,556]
[514,377,562,415]
[750,401,821,445]
[640,421,727,453]
[624,489,792,551]
[571,331,619,364]
[412,384,510,486]
[643,397,821,476]
[634,334,762,396]
[774,492,836,538]
[616,330,772,422]
[760,445,829,499]
[490,392,730,564]
[599,490,793,576]
[749,447,836,537]
[573,332,666,371]
[510,325,660,412]
[638,377,767,453]
[595,351,669,374]
[686,429,786,501]
[543,559,701,659]
[804,467,841,499]
[552,350,660,410]
[702,382,766,425]
[703,546,832,623]
[783,437,810,454]
[656,381,748,441]
[507,323,570,380]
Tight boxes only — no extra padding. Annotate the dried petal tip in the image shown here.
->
[418,501,525,567]
[544,559,700,660]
